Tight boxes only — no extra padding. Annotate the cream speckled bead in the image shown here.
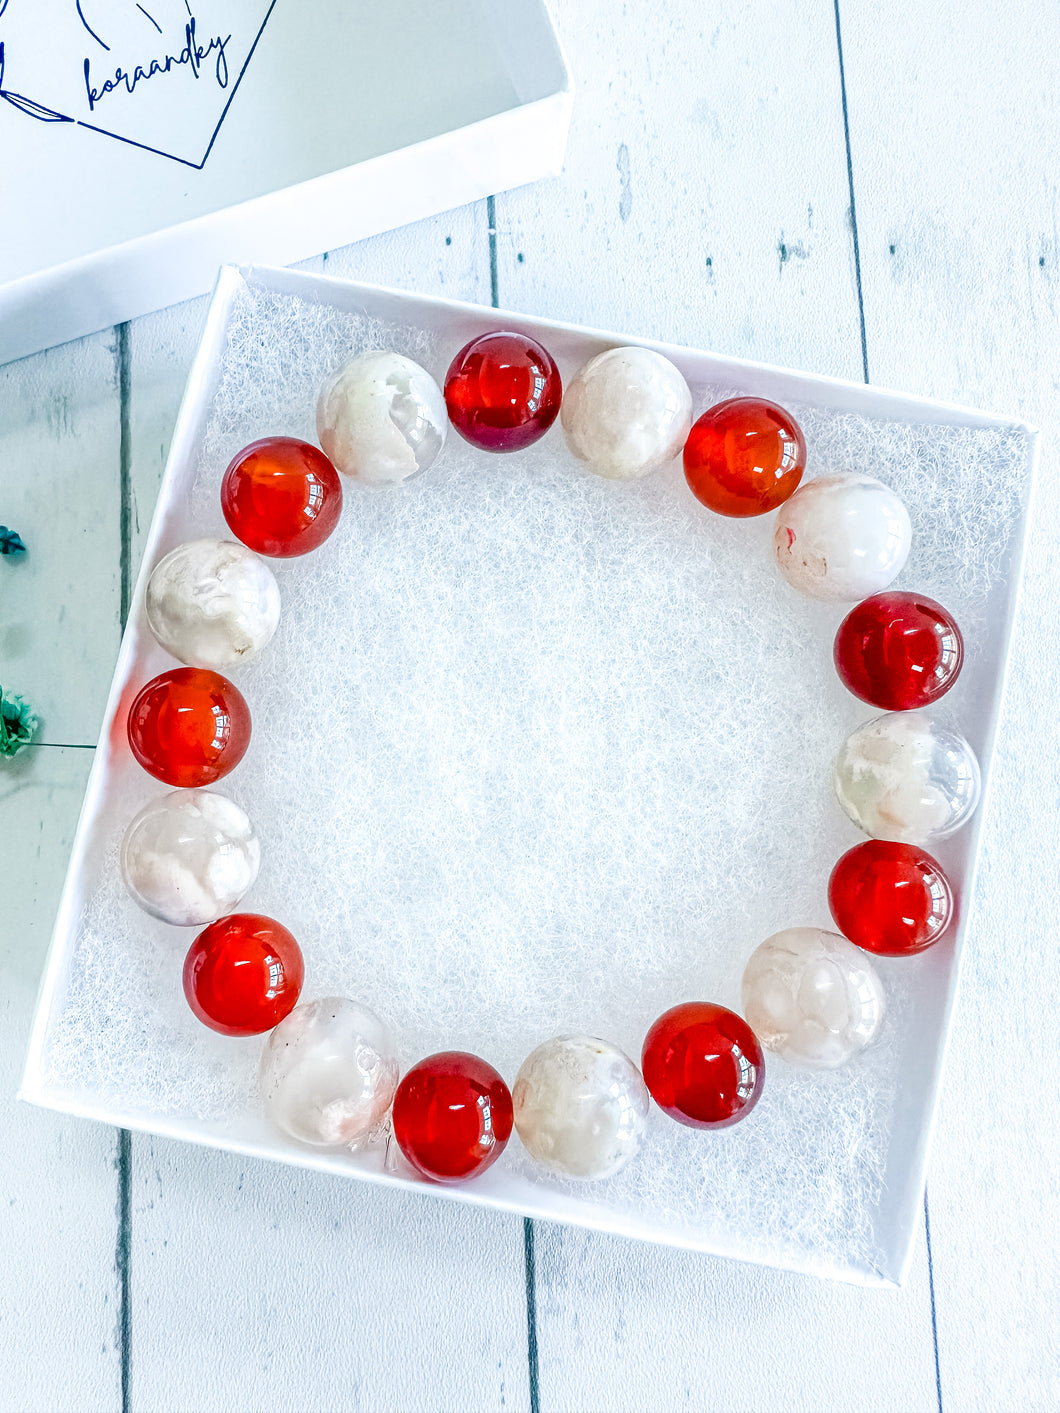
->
[316,351,447,485]
[259,998,399,1148]
[741,927,885,1069]
[146,538,280,671]
[833,711,981,844]
[120,789,260,926]
[512,1034,649,1179]
[773,474,911,601]
[560,347,693,481]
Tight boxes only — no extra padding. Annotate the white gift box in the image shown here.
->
[0,0,570,364]
[22,264,1038,1287]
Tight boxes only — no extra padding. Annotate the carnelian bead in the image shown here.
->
[221,437,342,557]
[444,332,561,452]
[183,913,304,1035]
[392,1051,513,1182]
[683,397,805,517]
[829,840,954,956]
[642,1002,764,1129]
[834,591,964,711]
[127,668,251,788]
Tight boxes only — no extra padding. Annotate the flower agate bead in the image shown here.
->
[444,332,561,452]
[741,928,885,1069]
[512,1035,650,1179]
[829,840,954,955]
[120,789,260,926]
[183,913,304,1035]
[221,437,342,557]
[128,668,251,788]
[774,474,911,601]
[684,397,805,516]
[560,347,692,480]
[834,591,964,710]
[833,711,981,844]
[316,351,448,485]
[642,1002,764,1129]
[260,998,399,1148]
[392,1051,513,1183]
[145,539,280,671]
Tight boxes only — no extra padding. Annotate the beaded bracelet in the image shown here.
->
[119,329,980,1186]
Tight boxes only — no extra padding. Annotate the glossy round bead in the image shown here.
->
[833,711,981,844]
[183,913,304,1036]
[444,332,561,452]
[641,1002,764,1129]
[127,668,251,788]
[829,840,954,955]
[259,997,399,1148]
[316,351,447,485]
[120,789,260,926]
[512,1035,650,1179]
[560,347,692,481]
[221,437,342,557]
[392,1051,513,1183]
[834,591,964,710]
[773,474,912,601]
[741,928,885,1069]
[684,397,805,517]
[145,538,281,671]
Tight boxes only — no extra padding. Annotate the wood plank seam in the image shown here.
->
[488,191,542,1413]
[832,0,870,384]
[833,7,943,1408]
[116,318,135,1413]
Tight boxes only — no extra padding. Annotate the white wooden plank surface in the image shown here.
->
[842,2,1060,1407]
[1,0,1058,1409]
[0,334,123,745]
[0,747,121,1412]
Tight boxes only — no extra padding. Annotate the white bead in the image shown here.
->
[146,538,280,670]
[560,347,693,481]
[773,474,911,601]
[120,790,260,926]
[259,998,399,1148]
[316,351,447,485]
[741,928,885,1069]
[512,1034,649,1179]
[833,711,981,844]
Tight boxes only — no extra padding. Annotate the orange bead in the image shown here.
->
[221,437,342,557]
[684,397,805,517]
[127,668,251,788]
[183,913,304,1035]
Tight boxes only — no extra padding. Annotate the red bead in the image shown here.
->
[221,437,342,557]
[128,668,251,788]
[829,840,954,956]
[642,1003,764,1129]
[392,1051,513,1183]
[683,397,805,517]
[444,332,561,452]
[183,913,304,1035]
[834,591,964,710]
